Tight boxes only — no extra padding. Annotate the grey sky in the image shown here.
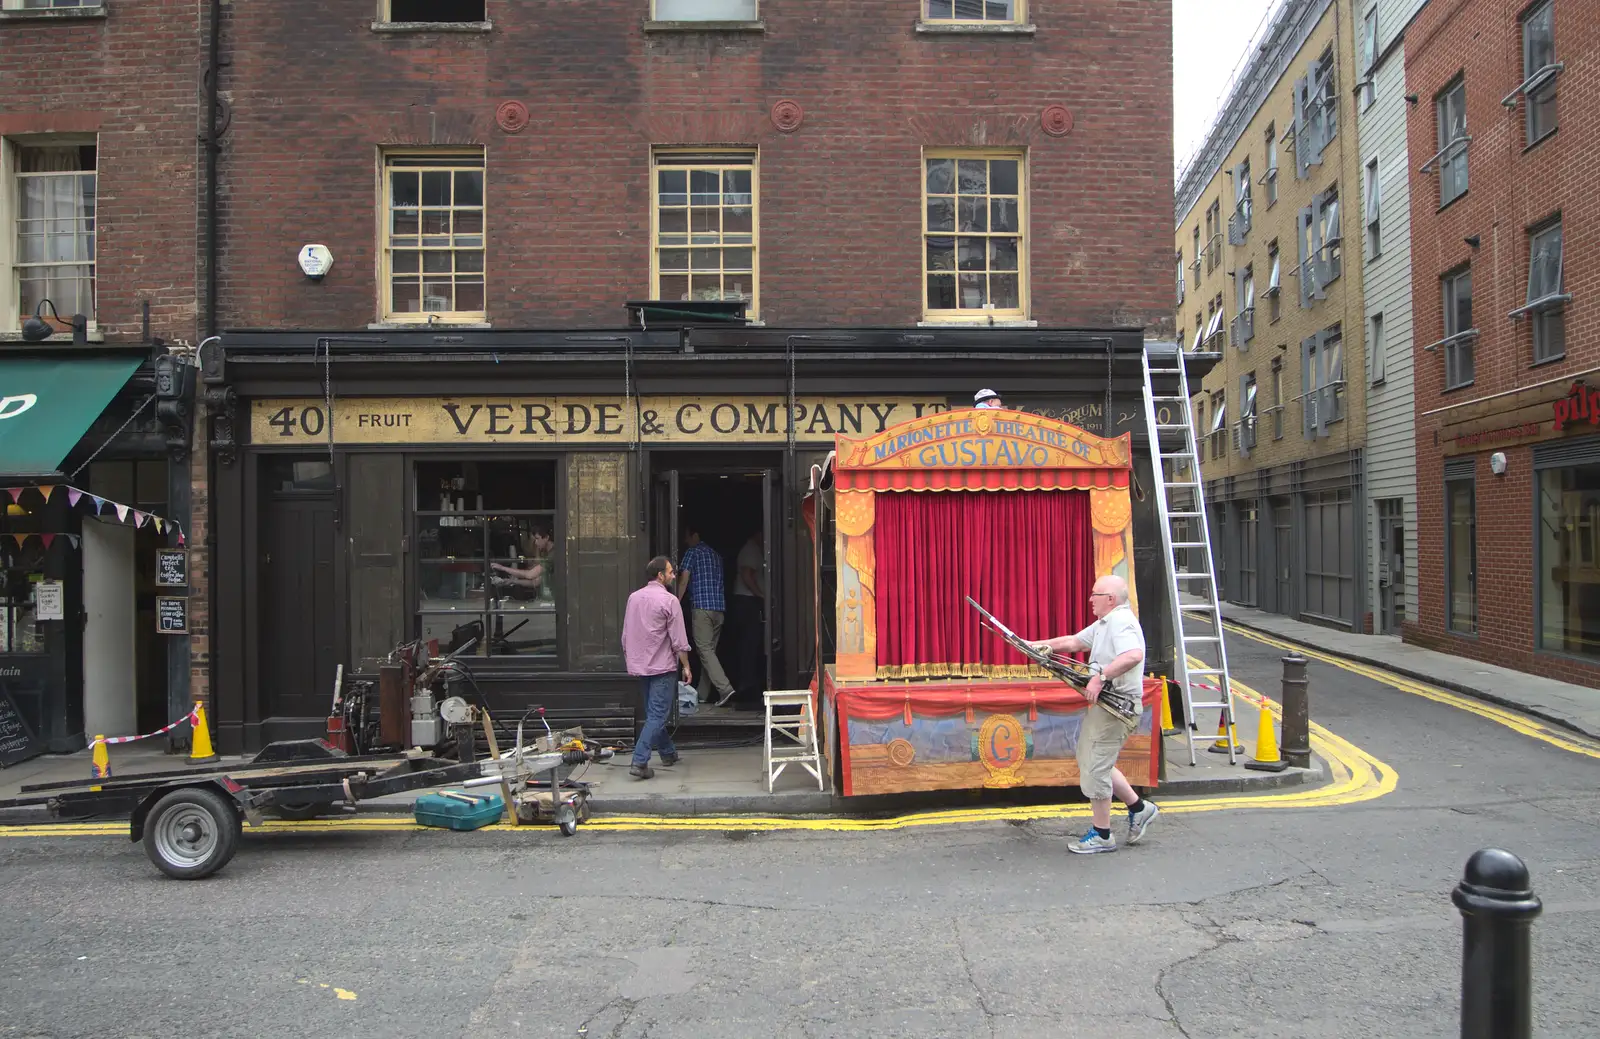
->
[1174,0,1282,173]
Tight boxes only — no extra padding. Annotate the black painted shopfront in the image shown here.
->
[205,326,1204,753]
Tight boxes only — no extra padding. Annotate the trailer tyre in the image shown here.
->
[555,804,578,837]
[143,787,241,880]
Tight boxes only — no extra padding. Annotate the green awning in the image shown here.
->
[0,356,142,477]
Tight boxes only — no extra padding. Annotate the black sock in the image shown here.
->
[1094,826,1111,839]
[1127,797,1145,815]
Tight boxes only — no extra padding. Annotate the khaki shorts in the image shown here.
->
[1076,703,1138,800]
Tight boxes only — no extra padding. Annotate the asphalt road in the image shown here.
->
[2,627,1597,1039]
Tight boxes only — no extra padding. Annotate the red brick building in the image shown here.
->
[1405,0,1598,685]
[7,0,1183,751]
[0,1,204,757]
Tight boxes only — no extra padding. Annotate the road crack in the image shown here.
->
[952,918,999,1039]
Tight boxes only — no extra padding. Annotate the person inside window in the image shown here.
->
[491,526,554,602]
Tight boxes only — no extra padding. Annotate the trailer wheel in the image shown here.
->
[143,787,241,880]
[273,801,332,821]
[555,804,578,837]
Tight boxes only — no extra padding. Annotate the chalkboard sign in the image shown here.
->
[157,596,189,634]
[155,549,188,588]
[0,688,42,769]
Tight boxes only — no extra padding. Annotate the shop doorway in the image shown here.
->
[651,456,782,702]
[259,458,338,722]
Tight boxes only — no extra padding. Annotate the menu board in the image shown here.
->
[155,549,188,588]
[0,689,41,768]
[157,596,189,634]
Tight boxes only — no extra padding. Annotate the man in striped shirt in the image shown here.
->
[677,524,737,706]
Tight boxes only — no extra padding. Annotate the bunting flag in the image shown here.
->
[5,488,20,504]
[67,488,83,507]
[40,534,54,549]
[0,484,186,547]
[38,485,55,502]
[10,534,24,547]
[133,510,147,528]
[113,504,129,522]
[67,535,79,549]
[154,517,166,534]
[90,495,105,512]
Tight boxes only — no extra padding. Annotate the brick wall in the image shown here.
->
[213,0,1175,332]
[0,3,201,344]
[1404,0,1600,687]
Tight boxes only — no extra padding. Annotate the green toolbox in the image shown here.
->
[413,789,505,831]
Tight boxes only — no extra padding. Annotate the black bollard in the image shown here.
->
[1279,653,1310,768]
[1452,848,1542,1039]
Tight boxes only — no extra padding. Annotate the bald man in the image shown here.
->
[1031,575,1160,853]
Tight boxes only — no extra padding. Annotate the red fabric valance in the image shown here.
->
[834,468,1128,492]
[873,490,1093,678]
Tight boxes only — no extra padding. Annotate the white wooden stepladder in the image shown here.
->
[762,689,825,792]
[1139,345,1241,765]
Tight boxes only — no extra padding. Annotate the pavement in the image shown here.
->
[2,622,1597,1038]
[0,701,1319,818]
[1215,603,1600,740]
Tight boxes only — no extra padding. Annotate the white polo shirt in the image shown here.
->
[1073,603,1146,717]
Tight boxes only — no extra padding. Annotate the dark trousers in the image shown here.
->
[730,595,766,699]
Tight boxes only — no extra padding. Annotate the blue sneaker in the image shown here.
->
[1069,829,1117,854]
[1127,801,1160,845]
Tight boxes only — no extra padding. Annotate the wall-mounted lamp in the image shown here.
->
[1465,235,1481,249]
[21,298,88,345]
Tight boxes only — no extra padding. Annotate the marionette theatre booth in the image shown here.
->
[814,404,1175,797]
[203,326,1210,756]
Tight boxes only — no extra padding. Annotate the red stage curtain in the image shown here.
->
[873,490,1093,678]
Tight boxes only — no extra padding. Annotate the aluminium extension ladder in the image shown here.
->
[1140,346,1241,765]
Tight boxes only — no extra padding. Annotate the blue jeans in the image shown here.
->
[632,672,679,767]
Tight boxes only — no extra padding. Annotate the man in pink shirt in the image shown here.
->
[622,555,692,779]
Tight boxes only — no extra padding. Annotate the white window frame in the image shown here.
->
[379,149,487,324]
[921,0,1024,25]
[1520,220,1566,363]
[1364,157,1381,260]
[651,149,760,320]
[1,0,99,8]
[1370,311,1385,384]
[1263,125,1279,206]
[6,135,99,336]
[920,148,1027,322]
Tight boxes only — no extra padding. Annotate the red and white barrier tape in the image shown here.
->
[95,709,199,747]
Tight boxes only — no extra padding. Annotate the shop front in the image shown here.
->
[0,347,195,763]
[206,327,1202,753]
[1418,375,1600,684]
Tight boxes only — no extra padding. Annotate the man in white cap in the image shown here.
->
[974,388,1004,409]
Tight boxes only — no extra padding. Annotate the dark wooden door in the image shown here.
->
[261,497,338,721]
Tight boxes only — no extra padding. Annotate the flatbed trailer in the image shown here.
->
[0,737,602,879]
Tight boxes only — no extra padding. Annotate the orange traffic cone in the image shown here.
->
[1244,704,1288,772]
[188,701,219,764]
[1207,710,1242,754]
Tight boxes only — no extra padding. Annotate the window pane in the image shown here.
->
[723,206,753,238]
[454,170,483,207]
[391,172,419,207]
[927,273,956,310]
[957,197,987,232]
[659,274,689,300]
[958,272,986,308]
[988,236,1018,271]
[455,278,485,313]
[990,198,1018,233]
[926,236,955,272]
[391,277,421,313]
[421,170,451,206]
[1534,308,1565,362]
[926,197,955,233]
[654,0,757,20]
[983,0,1013,18]
[658,169,687,207]
[1539,465,1600,656]
[659,249,689,272]
[455,250,484,273]
[723,168,752,199]
[989,160,1018,196]
[1447,481,1476,633]
[990,273,1019,310]
[723,247,753,272]
[956,237,986,271]
[926,158,955,195]
[690,274,723,299]
[690,248,721,271]
[957,159,987,194]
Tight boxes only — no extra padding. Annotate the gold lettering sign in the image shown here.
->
[837,409,1131,470]
[249,396,952,446]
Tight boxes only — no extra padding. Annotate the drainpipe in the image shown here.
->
[205,0,221,337]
